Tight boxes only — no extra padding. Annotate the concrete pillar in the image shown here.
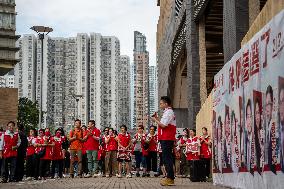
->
[198,15,207,105]
[223,0,249,62]
[186,0,201,129]
[249,0,260,26]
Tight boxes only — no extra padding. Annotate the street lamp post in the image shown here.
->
[72,94,83,119]
[31,26,53,128]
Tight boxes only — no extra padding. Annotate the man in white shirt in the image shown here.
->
[151,96,176,186]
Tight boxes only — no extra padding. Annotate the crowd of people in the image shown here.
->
[0,96,212,186]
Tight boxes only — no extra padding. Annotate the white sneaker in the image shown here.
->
[84,173,91,178]
[25,177,33,181]
[92,173,98,178]
[126,174,132,178]
[117,174,122,178]
[105,174,110,178]
[63,174,69,178]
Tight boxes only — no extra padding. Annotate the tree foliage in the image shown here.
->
[18,97,39,133]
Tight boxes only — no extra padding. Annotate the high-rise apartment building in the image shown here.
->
[89,33,102,127]
[130,63,135,129]
[133,31,149,128]
[117,55,130,127]
[14,34,37,101]
[76,33,89,125]
[63,37,77,129]
[0,71,15,88]
[0,0,20,75]
[15,33,128,130]
[100,36,120,129]
[149,66,158,116]
[52,38,66,128]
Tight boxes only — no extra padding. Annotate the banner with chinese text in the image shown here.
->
[212,10,284,188]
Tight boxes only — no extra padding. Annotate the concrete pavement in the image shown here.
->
[0,177,229,189]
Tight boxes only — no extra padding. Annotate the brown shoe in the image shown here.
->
[160,178,175,186]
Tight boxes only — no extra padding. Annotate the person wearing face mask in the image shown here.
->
[117,125,132,178]
[132,125,147,177]
[146,125,158,177]
[34,129,44,180]
[105,128,118,177]
[51,129,65,179]
[38,128,55,180]
[0,121,21,183]
[25,128,37,181]
[177,128,189,178]
[199,127,212,179]
[186,129,202,182]
[100,127,109,176]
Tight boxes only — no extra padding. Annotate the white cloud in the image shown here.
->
[16,0,160,65]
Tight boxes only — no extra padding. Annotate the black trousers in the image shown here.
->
[160,140,175,180]
[51,159,64,178]
[0,158,2,175]
[82,154,88,174]
[15,154,25,181]
[26,155,35,178]
[201,158,211,178]
[180,149,189,175]
[34,154,41,179]
[157,153,163,175]
[1,157,17,181]
[100,156,105,174]
[39,159,51,178]
[146,151,157,172]
[188,160,206,182]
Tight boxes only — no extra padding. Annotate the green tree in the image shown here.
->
[18,97,39,133]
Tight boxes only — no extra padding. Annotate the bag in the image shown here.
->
[37,148,46,158]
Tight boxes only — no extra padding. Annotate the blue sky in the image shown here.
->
[16,0,160,65]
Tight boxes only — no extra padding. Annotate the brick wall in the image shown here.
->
[0,88,18,129]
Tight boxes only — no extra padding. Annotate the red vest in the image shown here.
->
[3,132,19,158]
[118,133,131,148]
[159,124,176,141]
[148,134,158,152]
[106,135,118,151]
[35,136,44,154]
[84,128,100,151]
[179,137,187,145]
[158,108,176,141]
[52,136,64,160]
[200,135,212,159]
[26,136,35,156]
[42,136,53,160]
[186,136,200,160]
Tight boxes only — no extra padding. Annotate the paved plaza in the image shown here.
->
[0,177,228,189]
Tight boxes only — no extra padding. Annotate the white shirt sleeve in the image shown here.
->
[0,133,4,151]
[160,109,174,126]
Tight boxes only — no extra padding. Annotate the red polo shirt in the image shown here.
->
[84,127,101,151]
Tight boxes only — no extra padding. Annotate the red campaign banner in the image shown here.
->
[212,10,284,189]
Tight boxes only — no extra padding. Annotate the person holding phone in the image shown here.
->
[151,96,176,186]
